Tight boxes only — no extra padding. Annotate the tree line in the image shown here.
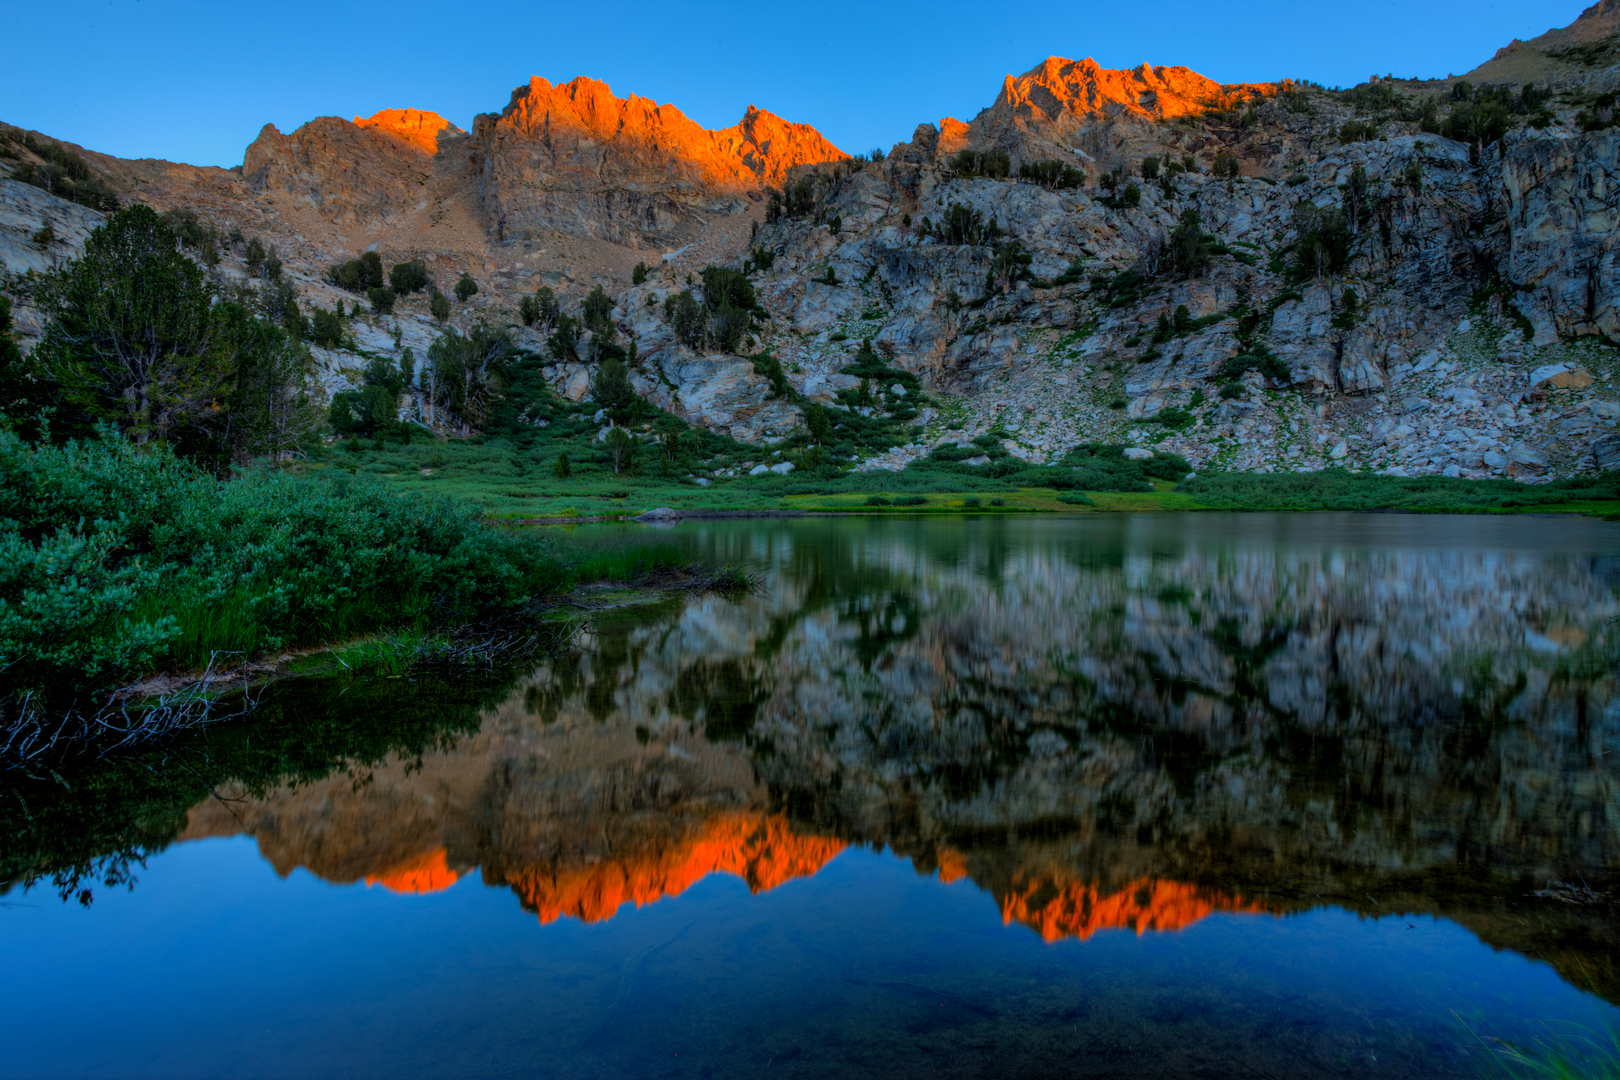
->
[0,205,506,469]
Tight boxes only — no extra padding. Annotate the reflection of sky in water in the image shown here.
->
[1,838,1615,1079]
[4,512,1618,1078]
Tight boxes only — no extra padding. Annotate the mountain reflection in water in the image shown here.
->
[176,514,1618,991]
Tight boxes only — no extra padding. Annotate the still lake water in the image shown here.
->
[4,513,1620,1078]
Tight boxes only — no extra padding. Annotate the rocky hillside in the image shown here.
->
[3,11,1619,480]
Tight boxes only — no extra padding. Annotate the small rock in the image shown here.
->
[1589,401,1620,421]
[1549,367,1595,390]
[1482,450,1508,471]
[1441,464,1463,478]
[634,507,683,522]
[962,455,991,466]
[692,477,713,486]
[1123,447,1155,460]
[890,383,907,397]
[770,461,796,474]
[1594,434,1620,471]
[1329,441,1348,459]
[748,464,770,476]
[1528,362,1571,389]
[1508,441,1548,469]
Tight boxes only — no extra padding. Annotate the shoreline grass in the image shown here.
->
[0,433,750,762]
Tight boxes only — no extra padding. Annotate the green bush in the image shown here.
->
[389,259,430,295]
[1183,468,1620,512]
[6,133,120,212]
[367,286,396,314]
[1338,119,1378,143]
[893,494,928,506]
[765,175,819,222]
[864,495,891,506]
[430,289,452,323]
[0,432,577,719]
[1152,405,1194,430]
[309,307,344,348]
[1293,203,1352,279]
[632,261,648,285]
[1217,343,1290,384]
[1018,159,1086,189]
[948,149,1011,179]
[1170,209,1211,276]
[454,273,479,303]
[660,267,758,353]
[329,252,384,292]
[928,202,1004,246]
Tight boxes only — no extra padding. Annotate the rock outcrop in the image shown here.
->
[4,10,1620,478]
[242,109,460,226]
[1465,0,1620,89]
[469,76,846,246]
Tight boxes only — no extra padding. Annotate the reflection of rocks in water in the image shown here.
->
[515,521,1620,989]
[508,811,843,923]
[184,519,1620,993]
[934,845,1272,941]
[182,708,842,922]
[368,849,460,895]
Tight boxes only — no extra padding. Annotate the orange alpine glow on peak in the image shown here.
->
[507,811,845,925]
[999,876,1270,942]
[365,848,461,896]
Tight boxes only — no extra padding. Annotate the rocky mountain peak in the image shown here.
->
[492,74,845,191]
[352,107,462,154]
[983,56,1284,130]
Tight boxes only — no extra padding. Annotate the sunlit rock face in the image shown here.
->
[353,108,459,155]
[970,57,1288,160]
[242,110,462,227]
[470,76,846,246]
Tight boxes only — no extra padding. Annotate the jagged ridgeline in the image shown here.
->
[2,5,1620,507]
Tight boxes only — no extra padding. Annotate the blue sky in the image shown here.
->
[0,0,1590,167]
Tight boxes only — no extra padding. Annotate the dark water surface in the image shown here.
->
[4,513,1619,1079]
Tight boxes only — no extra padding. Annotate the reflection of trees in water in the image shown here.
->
[8,519,1620,1001]
[0,669,506,905]
[672,659,767,742]
[519,520,1620,990]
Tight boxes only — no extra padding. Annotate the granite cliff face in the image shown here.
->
[242,109,461,226]
[469,77,845,247]
[3,12,1620,476]
[966,56,1289,166]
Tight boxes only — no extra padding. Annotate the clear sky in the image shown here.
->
[0,0,1591,168]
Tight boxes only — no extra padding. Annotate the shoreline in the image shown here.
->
[502,504,1620,526]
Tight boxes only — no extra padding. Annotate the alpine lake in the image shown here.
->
[4,512,1619,1079]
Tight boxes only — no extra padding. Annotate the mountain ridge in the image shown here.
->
[2,13,1619,483]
